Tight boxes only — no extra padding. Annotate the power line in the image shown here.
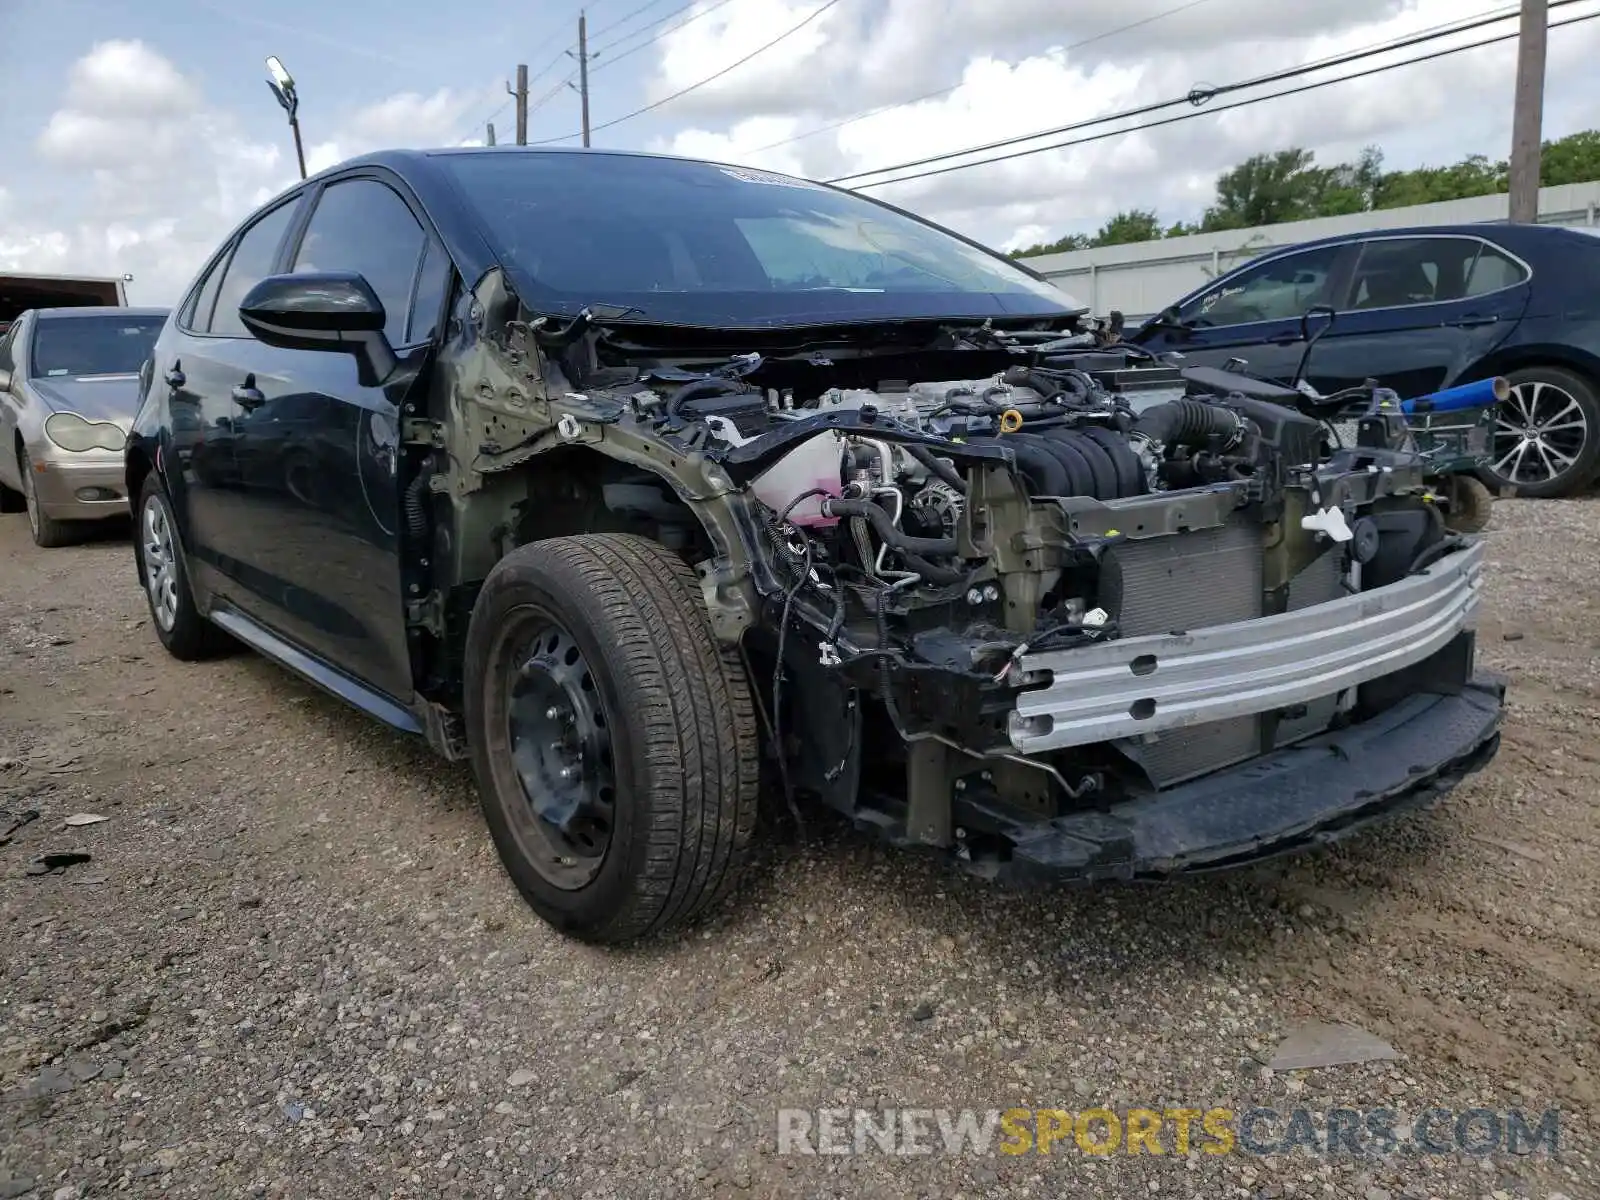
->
[588,0,678,41]
[534,0,844,144]
[588,0,740,73]
[750,0,1220,155]
[829,0,1579,186]
[846,7,1600,191]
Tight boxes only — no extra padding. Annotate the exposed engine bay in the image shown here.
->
[445,304,1500,882]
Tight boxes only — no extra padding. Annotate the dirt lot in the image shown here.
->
[1,497,1596,1200]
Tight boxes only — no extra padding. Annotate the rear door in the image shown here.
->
[1287,234,1530,398]
[1136,242,1359,379]
[154,195,306,602]
[221,171,452,701]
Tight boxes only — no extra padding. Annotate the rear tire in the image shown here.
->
[1479,365,1600,499]
[17,449,77,547]
[137,474,232,660]
[464,533,760,944]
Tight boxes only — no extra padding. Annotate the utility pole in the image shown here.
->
[1508,0,1548,223]
[508,63,528,145]
[578,12,592,147]
[486,122,497,146]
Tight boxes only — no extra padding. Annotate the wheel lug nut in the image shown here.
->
[559,766,578,781]
[545,705,564,721]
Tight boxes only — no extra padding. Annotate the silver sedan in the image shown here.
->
[0,306,168,547]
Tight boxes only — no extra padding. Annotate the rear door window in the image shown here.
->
[184,251,229,332]
[1344,237,1482,310]
[1464,244,1529,296]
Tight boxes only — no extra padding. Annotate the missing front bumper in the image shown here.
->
[994,673,1505,885]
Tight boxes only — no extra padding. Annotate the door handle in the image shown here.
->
[1451,313,1499,328]
[231,385,266,409]
[164,366,186,389]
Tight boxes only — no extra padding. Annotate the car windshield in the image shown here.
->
[30,314,165,378]
[440,152,1080,328]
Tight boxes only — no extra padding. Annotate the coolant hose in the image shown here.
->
[1133,398,1242,448]
[897,552,967,585]
[404,471,429,540]
[822,497,960,556]
[901,443,968,495]
[665,377,750,419]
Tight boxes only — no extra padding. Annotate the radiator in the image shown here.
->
[1101,520,1345,787]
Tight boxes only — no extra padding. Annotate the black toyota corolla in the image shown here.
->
[125,148,1503,943]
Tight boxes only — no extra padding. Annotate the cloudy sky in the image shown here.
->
[2,0,1598,305]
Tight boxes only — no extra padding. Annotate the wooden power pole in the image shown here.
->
[508,63,529,145]
[1508,0,1548,223]
[486,121,497,146]
[578,12,592,147]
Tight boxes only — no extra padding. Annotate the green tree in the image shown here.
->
[1372,153,1505,209]
[1010,129,1600,260]
[1202,148,1323,229]
[1088,209,1163,246]
[1540,129,1600,186]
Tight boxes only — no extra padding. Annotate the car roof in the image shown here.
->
[1249,221,1591,255]
[33,306,169,319]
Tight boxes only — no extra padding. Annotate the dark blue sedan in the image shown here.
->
[1130,223,1600,498]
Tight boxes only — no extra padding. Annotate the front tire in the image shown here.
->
[1481,366,1600,498]
[17,449,77,547]
[137,474,231,660]
[464,534,760,944]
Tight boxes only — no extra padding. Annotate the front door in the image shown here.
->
[1136,241,1359,381]
[219,172,451,703]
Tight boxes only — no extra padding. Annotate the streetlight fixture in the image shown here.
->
[265,55,307,180]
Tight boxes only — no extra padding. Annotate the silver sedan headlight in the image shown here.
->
[43,412,126,453]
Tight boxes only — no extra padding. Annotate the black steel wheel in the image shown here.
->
[464,533,760,943]
[1482,366,1600,498]
[501,617,619,890]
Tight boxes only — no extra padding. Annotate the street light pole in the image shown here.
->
[265,56,307,180]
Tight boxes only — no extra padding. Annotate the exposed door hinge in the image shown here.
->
[405,592,445,635]
[402,418,446,448]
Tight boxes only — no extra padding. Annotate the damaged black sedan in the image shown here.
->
[125,148,1504,943]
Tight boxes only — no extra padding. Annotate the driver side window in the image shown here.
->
[1185,245,1344,327]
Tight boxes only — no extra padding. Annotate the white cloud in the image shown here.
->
[5,1,1599,310]
[4,42,494,305]
[305,86,494,172]
[655,0,1600,250]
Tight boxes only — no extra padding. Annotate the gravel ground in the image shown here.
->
[1,497,1596,1200]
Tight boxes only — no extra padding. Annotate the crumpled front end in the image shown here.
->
[448,299,1507,881]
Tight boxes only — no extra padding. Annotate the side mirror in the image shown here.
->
[1149,305,1191,339]
[238,271,398,387]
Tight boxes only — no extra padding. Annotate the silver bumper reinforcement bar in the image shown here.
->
[1008,540,1485,754]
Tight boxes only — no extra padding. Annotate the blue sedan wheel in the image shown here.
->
[1484,366,1600,499]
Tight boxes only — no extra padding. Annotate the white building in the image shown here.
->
[1016,180,1600,320]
